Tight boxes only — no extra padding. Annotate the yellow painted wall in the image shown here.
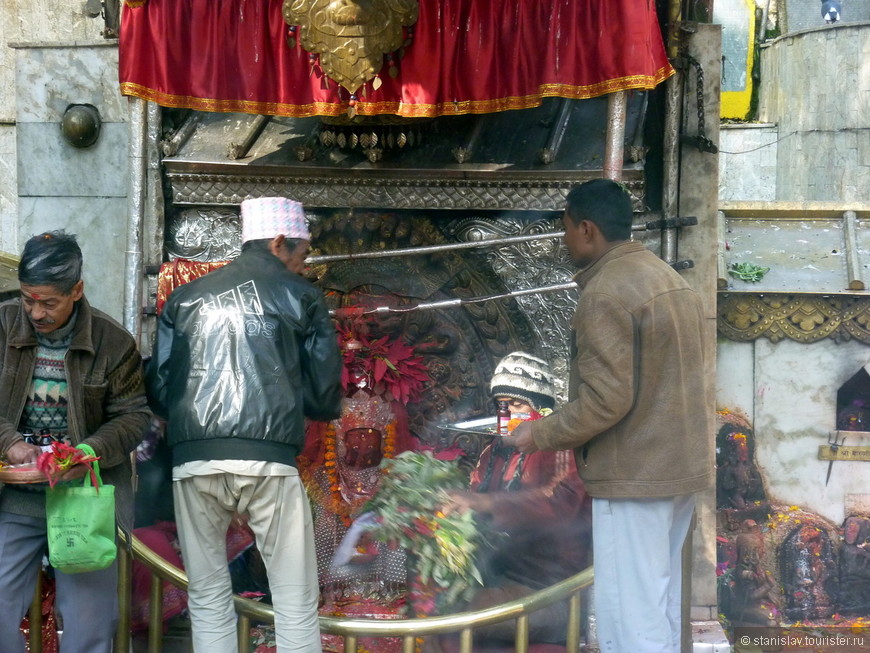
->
[716,0,757,119]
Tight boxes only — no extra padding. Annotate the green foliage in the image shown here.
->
[728,262,770,282]
[363,451,485,610]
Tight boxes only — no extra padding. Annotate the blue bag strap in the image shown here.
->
[75,443,102,488]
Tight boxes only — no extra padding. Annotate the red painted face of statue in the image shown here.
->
[341,427,383,469]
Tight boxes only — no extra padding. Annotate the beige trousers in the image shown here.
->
[173,471,321,653]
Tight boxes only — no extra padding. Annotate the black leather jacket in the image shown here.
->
[146,247,342,466]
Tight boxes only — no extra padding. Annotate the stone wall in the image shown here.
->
[719,124,779,201]
[13,42,128,322]
[758,22,870,202]
[0,1,107,257]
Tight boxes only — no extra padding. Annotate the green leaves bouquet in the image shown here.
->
[362,450,484,616]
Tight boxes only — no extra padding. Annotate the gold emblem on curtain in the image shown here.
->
[283,0,418,102]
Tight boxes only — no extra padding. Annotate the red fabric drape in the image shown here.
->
[119,0,674,118]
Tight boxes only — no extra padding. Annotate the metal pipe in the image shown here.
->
[228,114,272,160]
[238,614,252,653]
[330,281,579,317]
[123,97,147,339]
[661,0,684,264]
[115,544,133,653]
[603,91,628,180]
[844,211,865,290]
[148,572,164,653]
[540,98,574,164]
[307,215,676,265]
[162,112,200,157]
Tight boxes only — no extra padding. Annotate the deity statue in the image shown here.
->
[299,390,418,653]
[780,523,837,621]
[722,520,779,627]
[838,516,870,615]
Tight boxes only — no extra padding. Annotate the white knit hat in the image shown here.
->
[489,351,556,411]
[240,197,309,243]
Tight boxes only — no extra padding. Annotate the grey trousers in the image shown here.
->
[0,511,119,653]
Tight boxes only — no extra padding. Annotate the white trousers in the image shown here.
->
[173,472,321,653]
[592,494,695,653]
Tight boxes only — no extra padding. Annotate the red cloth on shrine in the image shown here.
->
[119,0,674,118]
[155,259,229,315]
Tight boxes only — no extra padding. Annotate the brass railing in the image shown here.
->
[27,533,593,653]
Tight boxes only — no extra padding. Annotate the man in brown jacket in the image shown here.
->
[507,179,714,653]
[0,231,150,653]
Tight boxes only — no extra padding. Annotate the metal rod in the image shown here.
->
[115,543,133,653]
[148,572,164,653]
[459,627,474,653]
[123,97,147,339]
[308,231,561,264]
[330,281,578,317]
[717,211,729,289]
[566,591,582,653]
[238,613,251,653]
[603,91,628,181]
[228,115,272,160]
[844,211,865,290]
[307,216,675,265]
[514,614,530,653]
[540,98,574,164]
[161,112,199,157]
[661,0,684,265]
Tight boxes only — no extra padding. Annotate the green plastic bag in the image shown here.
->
[45,445,116,574]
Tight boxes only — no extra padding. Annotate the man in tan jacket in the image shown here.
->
[507,179,714,653]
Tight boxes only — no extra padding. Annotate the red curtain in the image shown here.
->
[119,0,674,118]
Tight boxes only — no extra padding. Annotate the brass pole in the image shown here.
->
[238,613,251,653]
[115,544,133,653]
[514,614,530,653]
[148,572,164,653]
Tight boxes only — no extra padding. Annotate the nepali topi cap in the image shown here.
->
[240,197,310,243]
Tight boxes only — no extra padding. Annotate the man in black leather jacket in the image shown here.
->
[146,197,342,653]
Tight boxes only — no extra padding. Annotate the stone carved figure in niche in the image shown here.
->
[716,412,767,517]
[838,516,870,615]
[780,523,837,621]
[723,520,779,627]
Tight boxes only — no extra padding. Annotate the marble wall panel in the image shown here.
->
[17,122,128,198]
[718,125,779,201]
[17,196,128,323]
[0,126,17,254]
[15,45,123,124]
[1,1,107,121]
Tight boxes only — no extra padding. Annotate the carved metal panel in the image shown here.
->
[164,171,646,212]
[718,293,870,344]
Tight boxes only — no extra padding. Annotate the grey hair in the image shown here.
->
[18,231,83,294]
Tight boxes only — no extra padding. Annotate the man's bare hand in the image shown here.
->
[5,440,41,465]
[503,420,539,454]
